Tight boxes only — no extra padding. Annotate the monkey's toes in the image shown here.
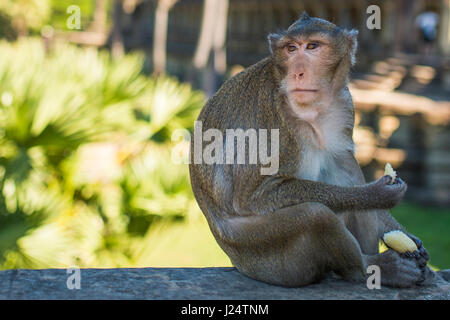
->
[400,250,428,267]
[416,266,435,286]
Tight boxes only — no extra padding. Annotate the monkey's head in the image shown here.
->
[268,12,358,106]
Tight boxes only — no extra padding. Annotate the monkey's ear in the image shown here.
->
[267,32,284,55]
[345,29,359,66]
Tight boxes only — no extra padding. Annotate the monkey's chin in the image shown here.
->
[290,91,318,106]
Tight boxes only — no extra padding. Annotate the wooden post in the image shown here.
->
[153,0,177,75]
[192,0,229,95]
[439,0,450,55]
[91,0,107,33]
[381,0,396,53]
[212,0,229,75]
[112,0,124,59]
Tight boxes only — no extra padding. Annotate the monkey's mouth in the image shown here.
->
[291,89,318,93]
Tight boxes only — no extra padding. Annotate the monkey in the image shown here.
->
[189,13,434,288]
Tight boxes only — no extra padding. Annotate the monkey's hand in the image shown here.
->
[401,233,430,269]
[382,230,428,268]
[400,235,434,286]
[366,175,407,209]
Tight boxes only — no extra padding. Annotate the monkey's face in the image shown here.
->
[268,13,358,107]
[278,34,335,105]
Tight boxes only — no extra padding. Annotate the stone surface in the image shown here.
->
[0,267,449,300]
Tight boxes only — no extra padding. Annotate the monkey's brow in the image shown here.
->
[288,28,338,40]
[288,35,329,45]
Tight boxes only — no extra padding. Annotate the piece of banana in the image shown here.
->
[384,162,397,184]
[383,230,418,253]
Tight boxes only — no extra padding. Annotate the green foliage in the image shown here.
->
[0,0,51,38]
[0,38,208,269]
[0,0,105,40]
[49,0,96,31]
[391,203,450,270]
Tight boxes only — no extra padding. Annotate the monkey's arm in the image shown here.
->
[245,174,403,215]
[344,155,429,264]
[214,201,357,249]
[343,154,407,235]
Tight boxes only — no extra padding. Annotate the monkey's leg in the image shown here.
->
[344,208,428,287]
[333,208,428,286]
[339,210,379,255]
[337,155,398,255]
[218,202,367,287]
[338,210,431,287]
[342,208,433,285]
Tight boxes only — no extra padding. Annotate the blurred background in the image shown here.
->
[0,0,448,271]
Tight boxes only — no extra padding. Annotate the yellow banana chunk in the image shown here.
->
[383,230,418,253]
[384,162,397,184]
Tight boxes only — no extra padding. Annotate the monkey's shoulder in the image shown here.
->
[222,57,275,92]
[199,57,278,129]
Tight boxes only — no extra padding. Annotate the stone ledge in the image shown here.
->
[0,267,449,300]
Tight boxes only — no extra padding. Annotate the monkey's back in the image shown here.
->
[189,57,287,228]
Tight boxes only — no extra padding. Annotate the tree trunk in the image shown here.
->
[112,0,124,59]
[212,0,229,75]
[193,0,217,69]
[439,0,450,56]
[191,0,229,95]
[91,0,107,33]
[153,0,177,75]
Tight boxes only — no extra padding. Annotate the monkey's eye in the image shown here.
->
[306,42,319,50]
[286,44,297,53]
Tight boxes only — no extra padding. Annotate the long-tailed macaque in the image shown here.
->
[189,13,434,287]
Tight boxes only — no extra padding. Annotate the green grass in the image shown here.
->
[131,214,232,268]
[390,202,450,270]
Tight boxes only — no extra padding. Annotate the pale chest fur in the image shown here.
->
[292,105,354,186]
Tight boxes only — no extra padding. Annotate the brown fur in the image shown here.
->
[189,13,433,287]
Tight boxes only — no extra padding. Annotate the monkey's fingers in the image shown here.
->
[410,235,423,248]
[399,251,414,259]
[398,248,428,269]
[383,244,414,260]
[379,175,394,185]
[416,266,435,286]
[412,246,430,267]
[418,246,430,261]
[392,177,406,185]
[407,233,430,261]
[404,251,427,268]
[396,252,426,272]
